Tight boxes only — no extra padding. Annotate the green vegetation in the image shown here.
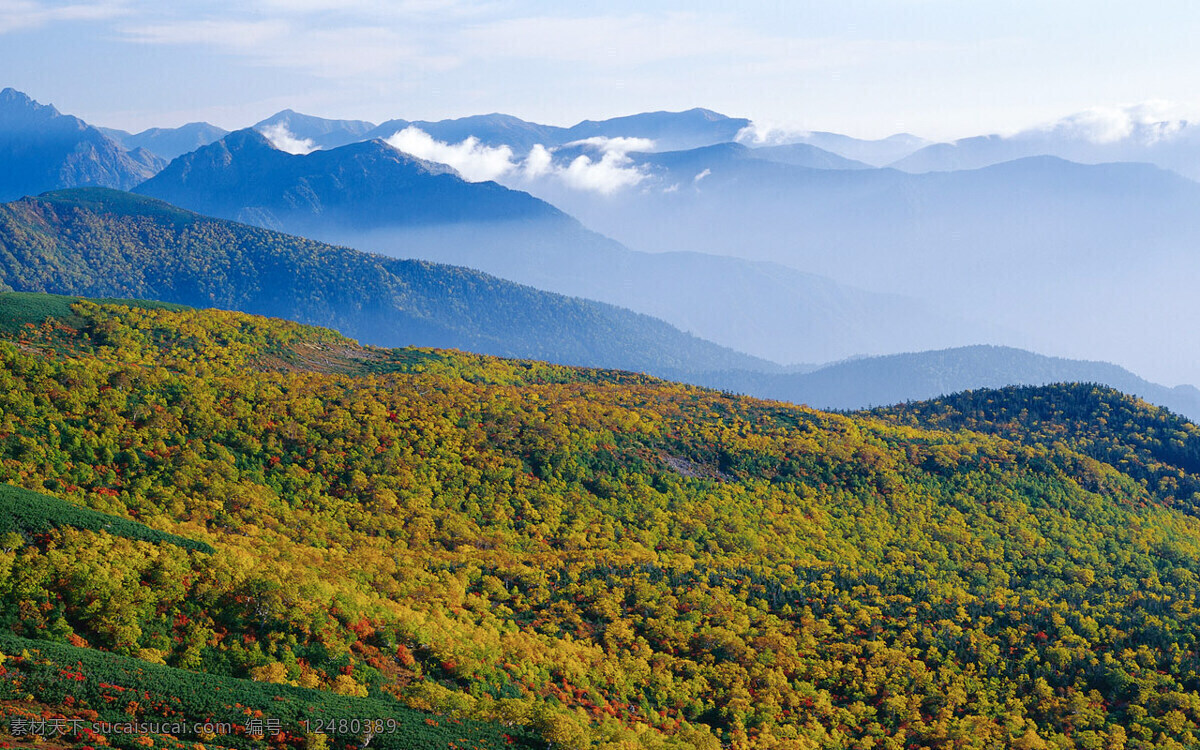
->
[3,297,1200,748]
[0,482,212,553]
[0,632,542,750]
[0,291,186,335]
[871,383,1200,513]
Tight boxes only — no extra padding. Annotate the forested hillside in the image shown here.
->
[0,189,769,375]
[871,383,1200,514]
[2,296,1200,748]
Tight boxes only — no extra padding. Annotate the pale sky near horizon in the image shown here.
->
[4,0,1200,140]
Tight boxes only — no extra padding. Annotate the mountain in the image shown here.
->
[561,107,750,151]
[744,130,932,166]
[0,87,163,201]
[515,148,1200,385]
[135,129,985,365]
[0,188,772,375]
[366,108,749,153]
[365,113,568,154]
[695,345,1200,421]
[891,115,1200,179]
[5,300,1200,748]
[135,129,552,233]
[100,121,229,161]
[253,109,377,150]
[748,142,872,169]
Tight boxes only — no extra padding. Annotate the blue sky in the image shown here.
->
[5,0,1200,139]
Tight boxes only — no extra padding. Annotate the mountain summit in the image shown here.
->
[0,88,163,201]
[135,128,559,233]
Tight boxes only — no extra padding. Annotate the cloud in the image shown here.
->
[565,136,656,154]
[382,128,647,193]
[1025,101,1196,145]
[123,18,289,49]
[693,168,711,183]
[258,123,317,154]
[121,18,444,78]
[560,151,646,194]
[734,121,810,147]
[0,0,127,34]
[523,143,554,179]
[542,136,649,194]
[385,126,516,182]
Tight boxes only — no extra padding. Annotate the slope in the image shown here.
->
[871,382,1200,513]
[0,189,770,375]
[3,299,1200,748]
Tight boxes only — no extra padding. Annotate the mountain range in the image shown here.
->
[6,86,1200,388]
[512,145,1200,385]
[891,114,1200,180]
[100,121,229,161]
[134,128,985,365]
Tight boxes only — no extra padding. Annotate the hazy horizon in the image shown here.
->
[6,2,1200,141]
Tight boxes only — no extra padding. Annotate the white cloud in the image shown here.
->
[382,128,647,193]
[523,143,554,179]
[384,126,516,182]
[258,123,317,154]
[124,18,289,49]
[693,168,711,183]
[734,121,809,147]
[0,0,127,34]
[565,136,656,154]
[1025,101,1196,145]
[559,151,646,194]
[121,18,444,78]
[541,135,649,194]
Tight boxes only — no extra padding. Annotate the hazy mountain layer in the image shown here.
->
[516,147,1200,384]
[695,345,1200,421]
[743,130,932,166]
[100,121,229,161]
[748,143,872,169]
[134,129,984,364]
[891,116,1200,180]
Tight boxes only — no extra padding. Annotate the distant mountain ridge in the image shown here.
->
[890,116,1200,179]
[0,88,163,201]
[518,146,1200,385]
[283,107,750,154]
[694,345,1200,422]
[100,122,229,161]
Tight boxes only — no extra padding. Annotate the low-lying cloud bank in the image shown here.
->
[383,128,649,194]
